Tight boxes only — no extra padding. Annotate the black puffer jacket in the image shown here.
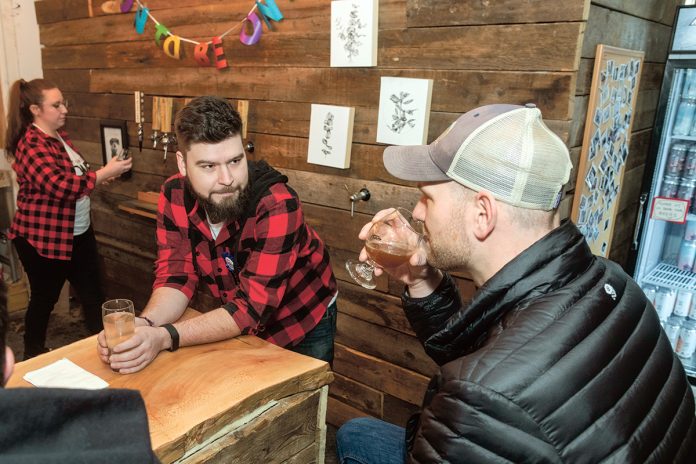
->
[403,220,696,463]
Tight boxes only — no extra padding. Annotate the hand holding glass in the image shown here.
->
[102,299,135,355]
[346,208,423,289]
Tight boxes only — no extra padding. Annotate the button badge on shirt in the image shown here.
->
[222,251,236,273]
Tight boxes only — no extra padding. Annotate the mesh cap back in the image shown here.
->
[449,106,571,210]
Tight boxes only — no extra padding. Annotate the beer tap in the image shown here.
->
[150,97,160,149]
[346,185,371,217]
[162,133,177,162]
[155,97,174,162]
[134,91,144,152]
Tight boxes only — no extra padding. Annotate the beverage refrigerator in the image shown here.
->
[630,6,696,380]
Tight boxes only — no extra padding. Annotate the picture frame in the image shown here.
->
[330,0,379,67]
[570,44,644,257]
[376,76,433,146]
[307,104,355,169]
[100,119,129,165]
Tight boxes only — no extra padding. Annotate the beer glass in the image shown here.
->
[102,299,135,355]
[345,208,423,289]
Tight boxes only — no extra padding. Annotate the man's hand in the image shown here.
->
[99,326,170,374]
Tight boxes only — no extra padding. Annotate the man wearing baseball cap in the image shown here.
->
[336,104,696,463]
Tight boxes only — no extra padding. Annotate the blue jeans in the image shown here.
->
[289,300,337,363]
[336,417,406,464]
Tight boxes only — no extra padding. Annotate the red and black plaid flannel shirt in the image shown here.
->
[154,171,337,348]
[9,125,96,260]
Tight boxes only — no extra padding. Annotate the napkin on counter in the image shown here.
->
[23,358,109,389]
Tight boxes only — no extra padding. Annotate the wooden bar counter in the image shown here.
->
[7,322,334,463]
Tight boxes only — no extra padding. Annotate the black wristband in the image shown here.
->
[161,323,180,352]
[139,316,154,327]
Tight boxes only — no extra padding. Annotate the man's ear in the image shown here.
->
[3,346,15,386]
[176,151,186,177]
[472,190,497,241]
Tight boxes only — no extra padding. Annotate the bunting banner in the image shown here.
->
[118,0,284,70]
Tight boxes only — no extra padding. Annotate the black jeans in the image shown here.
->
[13,227,104,357]
[289,300,337,364]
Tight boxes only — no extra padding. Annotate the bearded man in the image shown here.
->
[97,96,337,372]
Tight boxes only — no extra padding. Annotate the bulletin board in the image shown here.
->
[571,44,644,257]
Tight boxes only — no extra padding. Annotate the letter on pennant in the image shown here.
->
[155,23,170,47]
[134,6,149,34]
[212,37,228,70]
[120,0,135,13]
[256,0,283,21]
[194,42,211,67]
[163,35,181,59]
[239,12,263,46]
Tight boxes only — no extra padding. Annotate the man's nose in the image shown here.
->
[218,166,234,185]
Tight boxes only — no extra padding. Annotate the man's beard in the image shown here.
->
[185,178,252,224]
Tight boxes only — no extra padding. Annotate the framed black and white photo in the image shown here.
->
[100,120,129,165]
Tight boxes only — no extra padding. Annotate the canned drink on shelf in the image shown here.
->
[642,284,658,306]
[677,178,696,201]
[674,290,693,317]
[684,69,696,98]
[675,98,696,136]
[675,320,696,358]
[678,239,696,271]
[685,214,696,240]
[661,175,681,198]
[664,316,683,349]
[684,147,696,180]
[655,286,677,321]
[667,142,689,176]
[689,297,696,319]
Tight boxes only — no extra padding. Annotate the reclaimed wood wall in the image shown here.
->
[574,0,679,268]
[33,0,677,428]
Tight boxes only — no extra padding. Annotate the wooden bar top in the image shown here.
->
[7,325,333,462]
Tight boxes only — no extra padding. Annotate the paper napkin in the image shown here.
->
[23,358,109,389]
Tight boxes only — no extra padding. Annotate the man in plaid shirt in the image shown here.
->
[97,96,337,373]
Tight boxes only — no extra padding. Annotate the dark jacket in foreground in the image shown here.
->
[0,387,159,463]
[404,220,696,463]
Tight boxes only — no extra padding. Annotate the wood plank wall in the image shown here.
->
[573,0,679,268]
[33,0,677,429]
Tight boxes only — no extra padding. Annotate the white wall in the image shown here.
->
[0,0,43,174]
[0,1,41,282]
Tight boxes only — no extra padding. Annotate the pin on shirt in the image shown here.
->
[222,251,236,272]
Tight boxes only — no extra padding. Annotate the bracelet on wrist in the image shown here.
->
[161,323,180,352]
[139,316,154,327]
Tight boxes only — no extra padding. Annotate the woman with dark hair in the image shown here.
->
[4,78,132,359]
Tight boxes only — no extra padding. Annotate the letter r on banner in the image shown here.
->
[194,42,211,66]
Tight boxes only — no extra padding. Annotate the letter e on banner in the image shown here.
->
[194,42,211,66]
[212,37,228,69]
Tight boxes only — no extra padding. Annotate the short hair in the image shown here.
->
[175,96,243,154]
[109,138,119,145]
[0,280,7,381]
[453,182,556,229]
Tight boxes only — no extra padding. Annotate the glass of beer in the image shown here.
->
[345,208,423,289]
[102,299,135,355]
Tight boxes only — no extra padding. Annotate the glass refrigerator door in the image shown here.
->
[635,65,696,377]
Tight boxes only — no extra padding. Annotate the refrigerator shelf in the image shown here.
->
[642,262,696,291]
